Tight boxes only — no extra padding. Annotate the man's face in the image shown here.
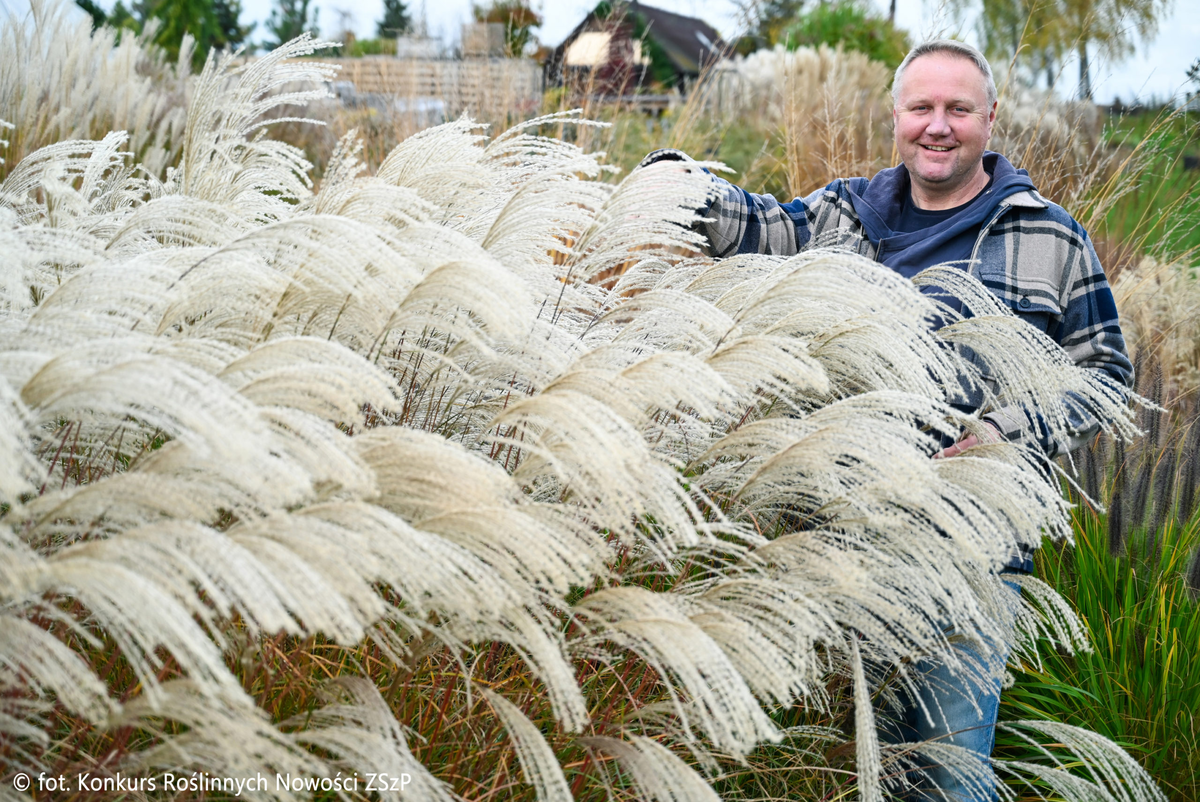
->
[893,53,997,202]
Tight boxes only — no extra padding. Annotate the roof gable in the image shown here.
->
[554,2,730,78]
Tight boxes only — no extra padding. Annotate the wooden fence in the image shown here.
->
[322,57,544,120]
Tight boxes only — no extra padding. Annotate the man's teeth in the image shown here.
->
[924,145,952,151]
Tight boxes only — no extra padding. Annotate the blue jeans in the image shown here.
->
[876,578,1022,802]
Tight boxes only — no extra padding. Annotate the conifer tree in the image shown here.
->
[265,0,319,48]
[376,0,411,38]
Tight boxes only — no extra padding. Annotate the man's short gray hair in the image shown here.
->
[892,39,997,108]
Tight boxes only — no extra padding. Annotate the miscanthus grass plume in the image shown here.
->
[0,33,1159,802]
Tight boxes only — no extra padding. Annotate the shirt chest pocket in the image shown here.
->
[1005,294,1063,338]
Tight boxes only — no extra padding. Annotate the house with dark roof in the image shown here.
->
[546,2,731,95]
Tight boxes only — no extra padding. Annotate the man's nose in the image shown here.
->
[925,109,952,136]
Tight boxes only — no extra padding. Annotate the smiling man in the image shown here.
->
[640,39,1132,802]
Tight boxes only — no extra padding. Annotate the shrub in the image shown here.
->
[782,0,911,71]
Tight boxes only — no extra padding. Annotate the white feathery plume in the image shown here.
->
[225,512,397,643]
[170,36,337,210]
[304,131,434,229]
[995,721,1166,802]
[916,265,1139,452]
[850,638,883,802]
[685,574,837,704]
[374,117,492,217]
[120,681,323,798]
[0,376,38,501]
[1003,573,1091,670]
[582,735,721,802]
[18,346,293,490]
[481,168,611,279]
[104,195,258,253]
[694,253,969,404]
[219,336,398,421]
[590,287,741,359]
[462,113,613,248]
[880,741,1002,802]
[20,471,231,542]
[562,158,715,284]
[0,206,102,319]
[289,678,456,802]
[258,407,378,499]
[299,500,578,682]
[493,390,715,554]
[480,686,573,802]
[42,548,239,702]
[13,254,183,343]
[706,333,831,407]
[933,447,1073,546]
[0,616,112,723]
[0,132,134,222]
[575,586,779,757]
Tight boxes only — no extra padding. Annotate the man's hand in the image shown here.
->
[933,421,1002,459]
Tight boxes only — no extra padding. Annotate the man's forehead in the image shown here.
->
[897,53,989,100]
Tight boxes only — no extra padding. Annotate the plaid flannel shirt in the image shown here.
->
[641,149,1134,460]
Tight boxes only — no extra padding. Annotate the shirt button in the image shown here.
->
[1019,297,1032,309]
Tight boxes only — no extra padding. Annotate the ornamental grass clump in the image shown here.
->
[0,0,192,180]
[0,24,1161,802]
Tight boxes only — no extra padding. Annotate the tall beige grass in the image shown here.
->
[0,0,192,179]
[731,44,895,197]
[0,9,1163,802]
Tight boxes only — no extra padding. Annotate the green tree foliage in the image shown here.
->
[265,0,320,49]
[376,0,411,39]
[214,0,255,49]
[783,0,910,69]
[734,0,805,54]
[976,0,1062,88]
[74,0,253,65]
[75,0,110,28]
[472,0,542,57]
[968,0,1171,99]
[144,0,222,62]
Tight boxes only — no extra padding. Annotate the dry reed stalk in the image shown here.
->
[747,45,895,197]
[1112,258,1200,407]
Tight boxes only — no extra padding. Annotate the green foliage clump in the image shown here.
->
[1000,492,1200,799]
[782,0,910,70]
[1102,110,1200,260]
[348,37,397,56]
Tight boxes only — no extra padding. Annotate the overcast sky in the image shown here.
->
[3,0,1197,104]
